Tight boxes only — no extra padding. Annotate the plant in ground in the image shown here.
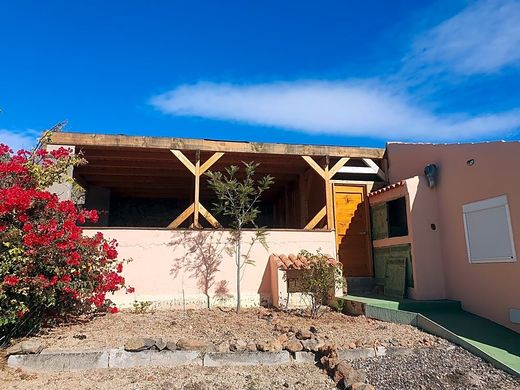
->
[0,126,132,345]
[205,162,273,312]
[295,249,344,318]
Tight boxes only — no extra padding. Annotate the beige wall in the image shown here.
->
[387,142,520,332]
[85,228,336,309]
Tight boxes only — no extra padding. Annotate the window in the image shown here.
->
[387,197,408,238]
[463,195,516,263]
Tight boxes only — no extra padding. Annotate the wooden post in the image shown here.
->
[193,150,201,228]
[325,156,334,229]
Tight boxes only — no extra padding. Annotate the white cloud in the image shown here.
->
[410,0,520,75]
[0,128,40,152]
[150,81,520,141]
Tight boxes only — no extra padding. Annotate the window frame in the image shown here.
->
[462,195,517,264]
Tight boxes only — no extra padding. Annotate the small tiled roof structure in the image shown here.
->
[270,253,340,270]
[367,180,405,197]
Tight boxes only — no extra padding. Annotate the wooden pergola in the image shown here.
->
[48,132,386,230]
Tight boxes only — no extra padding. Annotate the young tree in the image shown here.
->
[205,162,273,313]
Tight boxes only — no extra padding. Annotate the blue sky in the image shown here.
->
[1,0,519,151]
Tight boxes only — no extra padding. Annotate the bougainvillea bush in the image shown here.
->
[0,140,132,344]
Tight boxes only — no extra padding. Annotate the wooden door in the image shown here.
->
[333,184,373,277]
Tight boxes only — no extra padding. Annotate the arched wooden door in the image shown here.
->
[333,184,373,277]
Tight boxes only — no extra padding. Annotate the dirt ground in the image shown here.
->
[1,363,336,390]
[23,307,441,350]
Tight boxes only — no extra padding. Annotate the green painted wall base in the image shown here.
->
[342,294,520,378]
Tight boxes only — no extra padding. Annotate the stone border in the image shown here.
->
[7,346,422,372]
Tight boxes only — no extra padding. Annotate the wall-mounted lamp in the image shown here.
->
[424,164,438,189]
[466,159,475,166]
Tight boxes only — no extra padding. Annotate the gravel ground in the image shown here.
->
[0,363,335,390]
[351,345,520,390]
[27,308,441,350]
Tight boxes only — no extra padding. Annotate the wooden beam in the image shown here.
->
[170,150,195,175]
[200,152,224,175]
[167,203,195,228]
[49,132,386,159]
[304,206,326,230]
[329,157,350,177]
[199,203,221,228]
[302,156,326,179]
[362,158,386,180]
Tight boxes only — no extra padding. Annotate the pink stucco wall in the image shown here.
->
[387,142,520,332]
[85,228,336,308]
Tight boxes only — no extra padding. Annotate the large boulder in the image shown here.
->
[6,340,43,355]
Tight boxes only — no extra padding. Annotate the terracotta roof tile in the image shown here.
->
[367,180,405,197]
[270,253,340,270]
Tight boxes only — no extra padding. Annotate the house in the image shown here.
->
[47,133,519,332]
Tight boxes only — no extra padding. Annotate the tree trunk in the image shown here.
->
[236,240,241,313]
[206,293,210,309]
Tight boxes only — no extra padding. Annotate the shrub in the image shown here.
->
[297,249,344,318]
[0,137,131,344]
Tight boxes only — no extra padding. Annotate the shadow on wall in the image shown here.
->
[169,230,274,308]
[169,231,233,308]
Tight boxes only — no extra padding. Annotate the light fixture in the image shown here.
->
[424,164,438,189]
[467,159,475,166]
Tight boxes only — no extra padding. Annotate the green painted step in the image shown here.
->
[345,294,462,312]
[344,294,520,377]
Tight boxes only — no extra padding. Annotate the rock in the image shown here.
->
[309,325,319,333]
[320,356,338,371]
[6,340,43,355]
[154,338,167,351]
[343,367,367,388]
[296,329,312,340]
[301,338,324,352]
[124,337,155,352]
[284,340,303,353]
[350,383,374,390]
[73,334,87,340]
[216,342,230,353]
[334,361,354,383]
[229,339,247,352]
[166,340,178,351]
[246,342,258,352]
[176,338,209,351]
[276,334,289,344]
[348,342,357,349]
[256,339,283,352]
